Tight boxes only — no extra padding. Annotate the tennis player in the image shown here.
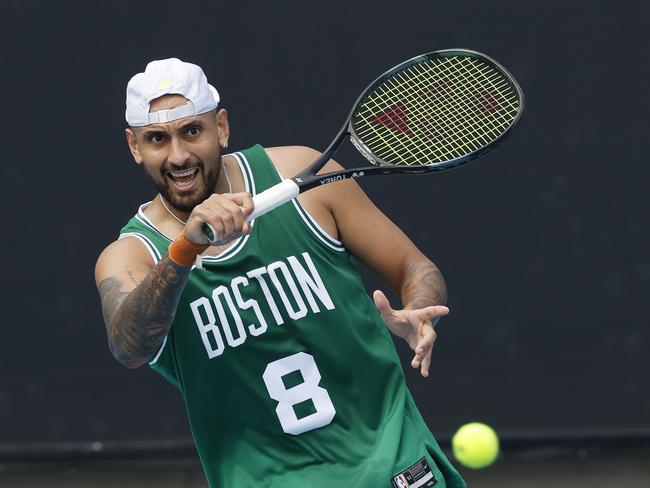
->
[95,58,465,488]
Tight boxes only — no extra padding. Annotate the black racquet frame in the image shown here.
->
[288,49,525,192]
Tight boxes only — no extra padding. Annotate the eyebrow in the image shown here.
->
[178,120,203,131]
[139,128,166,139]
[139,120,204,138]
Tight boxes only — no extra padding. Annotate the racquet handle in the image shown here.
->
[247,179,300,221]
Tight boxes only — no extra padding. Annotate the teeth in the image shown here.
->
[169,168,198,178]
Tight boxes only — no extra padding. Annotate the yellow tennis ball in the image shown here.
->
[452,422,500,469]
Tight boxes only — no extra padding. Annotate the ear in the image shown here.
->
[125,127,143,165]
[215,108,230,149]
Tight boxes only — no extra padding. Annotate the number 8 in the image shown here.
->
[262,352,336,435]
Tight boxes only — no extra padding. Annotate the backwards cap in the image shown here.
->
[125,58,220,127]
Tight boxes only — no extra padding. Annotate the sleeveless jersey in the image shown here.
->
[119,145,465,488]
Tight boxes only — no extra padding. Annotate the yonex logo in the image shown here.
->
[319,175,346,185]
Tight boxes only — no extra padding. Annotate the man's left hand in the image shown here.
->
[373,290,449,378]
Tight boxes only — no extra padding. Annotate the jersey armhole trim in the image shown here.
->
[268,164,346,253]
[118,232,162,264]
[290,200,345,252]
[148,335,168,366]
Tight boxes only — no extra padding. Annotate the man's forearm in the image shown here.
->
[400,261,447,310]
[98,255,191,368]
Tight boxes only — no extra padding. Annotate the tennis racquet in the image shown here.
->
[204,48,524,241]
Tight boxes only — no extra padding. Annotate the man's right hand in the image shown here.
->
[184,192,254,245]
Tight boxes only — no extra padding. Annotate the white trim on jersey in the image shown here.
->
[232,151,257,196]
[148,335,168,366]
[136,205,174,242]
[118,232,162,263]
[290,200,345,253]
[270,164,346,253]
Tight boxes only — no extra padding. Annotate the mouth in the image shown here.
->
[166,167,200,192]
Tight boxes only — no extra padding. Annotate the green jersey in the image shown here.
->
[119,145,465,488]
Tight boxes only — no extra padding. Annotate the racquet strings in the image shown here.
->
[351,54,521,166]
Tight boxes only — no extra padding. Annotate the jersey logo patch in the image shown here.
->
[392,457,437,487]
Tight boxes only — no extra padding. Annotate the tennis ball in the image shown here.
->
[452,422,500,469]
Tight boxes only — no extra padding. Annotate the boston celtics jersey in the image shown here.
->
[119,145,465,488]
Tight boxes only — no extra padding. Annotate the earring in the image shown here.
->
[222,140,229,149]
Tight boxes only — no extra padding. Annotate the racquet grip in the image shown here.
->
[247,179,300,221]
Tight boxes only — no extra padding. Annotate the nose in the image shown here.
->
[167,136,191,167]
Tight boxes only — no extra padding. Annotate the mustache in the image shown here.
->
[160,160,204,175]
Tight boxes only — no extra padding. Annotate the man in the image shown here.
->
[95,58,465,487]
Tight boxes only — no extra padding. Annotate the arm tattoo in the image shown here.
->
[98,255,191,368]
[400,261,448,310]
[126,270,142,287]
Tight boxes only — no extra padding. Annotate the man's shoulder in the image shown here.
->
[95,235,155,288]
[262,145,343,177]
[262,145,321,176]
[264,145,319,157]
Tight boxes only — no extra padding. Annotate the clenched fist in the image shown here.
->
[184,192,254,245]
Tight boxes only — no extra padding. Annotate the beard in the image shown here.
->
[143,158,221,213]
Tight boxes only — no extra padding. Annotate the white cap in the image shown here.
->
[125,58,220,127]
